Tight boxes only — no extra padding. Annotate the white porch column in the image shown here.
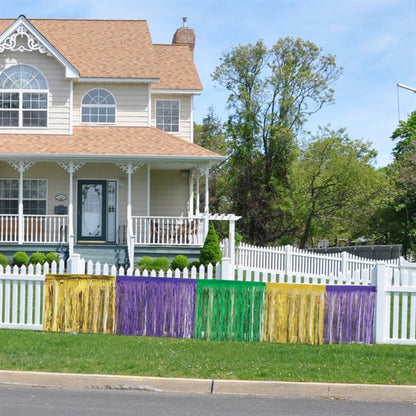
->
[146,164,151,216]
[117,162,143,268]
[204,164,210,238]
[8,161,34,245]
[58,162,84,256]
[188,169,194,217]
[17,163,24,244]
[195,170,201,216]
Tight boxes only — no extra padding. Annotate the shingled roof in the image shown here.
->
[0,126,223,161]
[0,18,202,90]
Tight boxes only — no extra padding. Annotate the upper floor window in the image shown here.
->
[0,64,48,128]
[156,99,179,132]
[81,88,116,124]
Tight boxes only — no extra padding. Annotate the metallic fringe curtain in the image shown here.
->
[115,276,196,338]
[43,274,115,334]
[264,283,326,345]
[324,286,376,344]
[194,280,266,342]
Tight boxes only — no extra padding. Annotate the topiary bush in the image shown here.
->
[45,251,60,264]
[138,256,153,271]
[152,257,170,272]
[199,222,222,266]
[171,255,189,271]
[13,251,29,267]
[0,253,9,267]
[29,251,46,265]
[189,260,201,270]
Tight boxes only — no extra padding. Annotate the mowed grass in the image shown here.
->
[0,329,415,385]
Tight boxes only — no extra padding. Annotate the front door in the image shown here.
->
[77,180,107,242]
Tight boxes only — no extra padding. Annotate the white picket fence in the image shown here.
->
[234,242,401,283]
[0,260,65,330]
[0,250,415,345]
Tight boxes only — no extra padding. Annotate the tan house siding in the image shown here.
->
[151,94,192,142]
[0,51,71,134]
[150,170,188,216]
[73,83,150,127]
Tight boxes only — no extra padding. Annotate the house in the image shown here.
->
[0,15,237,267]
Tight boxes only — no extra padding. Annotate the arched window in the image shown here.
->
[81,88,116,124]
[0,64,48,127]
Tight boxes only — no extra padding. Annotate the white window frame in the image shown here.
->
[0,179,48,215]
[81,88,117,124]
[155,99,180,133]
[0,64,48,128]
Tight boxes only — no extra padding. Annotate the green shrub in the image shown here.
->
[171,255,189,271]
[138,256,153,271]
[29,251,46,265]
[0,253,8,267]
[13,251,29,267]
[152,257,170,272]
[199,222,222,266]
[45,251,60,264]
[189,260,201,269]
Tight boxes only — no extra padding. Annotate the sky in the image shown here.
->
[1,0,415,166]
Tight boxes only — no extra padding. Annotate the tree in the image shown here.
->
[199,222,222,266]
[212,38,342,245]
[290,127,392,247]
[391,110,416,159]
[194,106,228,215]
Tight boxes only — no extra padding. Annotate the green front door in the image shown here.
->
[77,180,107,242]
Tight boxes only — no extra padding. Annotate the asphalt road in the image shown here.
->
[0,385,415,416]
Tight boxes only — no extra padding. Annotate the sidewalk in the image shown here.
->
[0,370,415,402]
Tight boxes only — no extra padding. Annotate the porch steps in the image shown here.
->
[74,244,128,267]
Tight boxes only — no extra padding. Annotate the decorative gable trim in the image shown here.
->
[0,23,51,55]
[0,15,79,79]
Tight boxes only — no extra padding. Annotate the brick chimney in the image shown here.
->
[172,17,195,56]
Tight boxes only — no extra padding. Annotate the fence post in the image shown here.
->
[284,245,292,277]
[220,257,234,280]
[67,253,83,274]
[375,263,389,344]
[340,251,348,281]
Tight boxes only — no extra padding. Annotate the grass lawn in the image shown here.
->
[0,329,415,385]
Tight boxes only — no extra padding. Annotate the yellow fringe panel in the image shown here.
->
[43,274,116,334]
[264,283,326,345]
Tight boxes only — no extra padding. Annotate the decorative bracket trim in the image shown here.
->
[58,162,85,174]
[0,23,52,56]
[8,160,34,173]
[117,163,143,175]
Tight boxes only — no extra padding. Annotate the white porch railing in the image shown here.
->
[0,214,68,244]
[131,216,203,246]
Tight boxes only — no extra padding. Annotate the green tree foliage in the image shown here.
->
[391,110,416,158]
[212,38,342,245]
[194,106,228,216]
[290,127,393,247]
[381,113,416,256]
[200,222,222,266]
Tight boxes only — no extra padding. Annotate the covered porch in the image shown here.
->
[0,160,238,267]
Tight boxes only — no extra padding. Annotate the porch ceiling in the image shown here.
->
[0,126,224,166]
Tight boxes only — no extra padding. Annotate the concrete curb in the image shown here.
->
[0,370,415,402]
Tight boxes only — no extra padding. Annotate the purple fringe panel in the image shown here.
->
[324,285,376,344]
[115,276,197,338]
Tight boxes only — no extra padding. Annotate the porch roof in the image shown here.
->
[0,126,224,164]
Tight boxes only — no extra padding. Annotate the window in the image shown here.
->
[81,88,116,123]
[156,99,179,132]
[0,64,48,127]
[0,179,47,215]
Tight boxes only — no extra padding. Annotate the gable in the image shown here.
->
[0,16,78,78]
